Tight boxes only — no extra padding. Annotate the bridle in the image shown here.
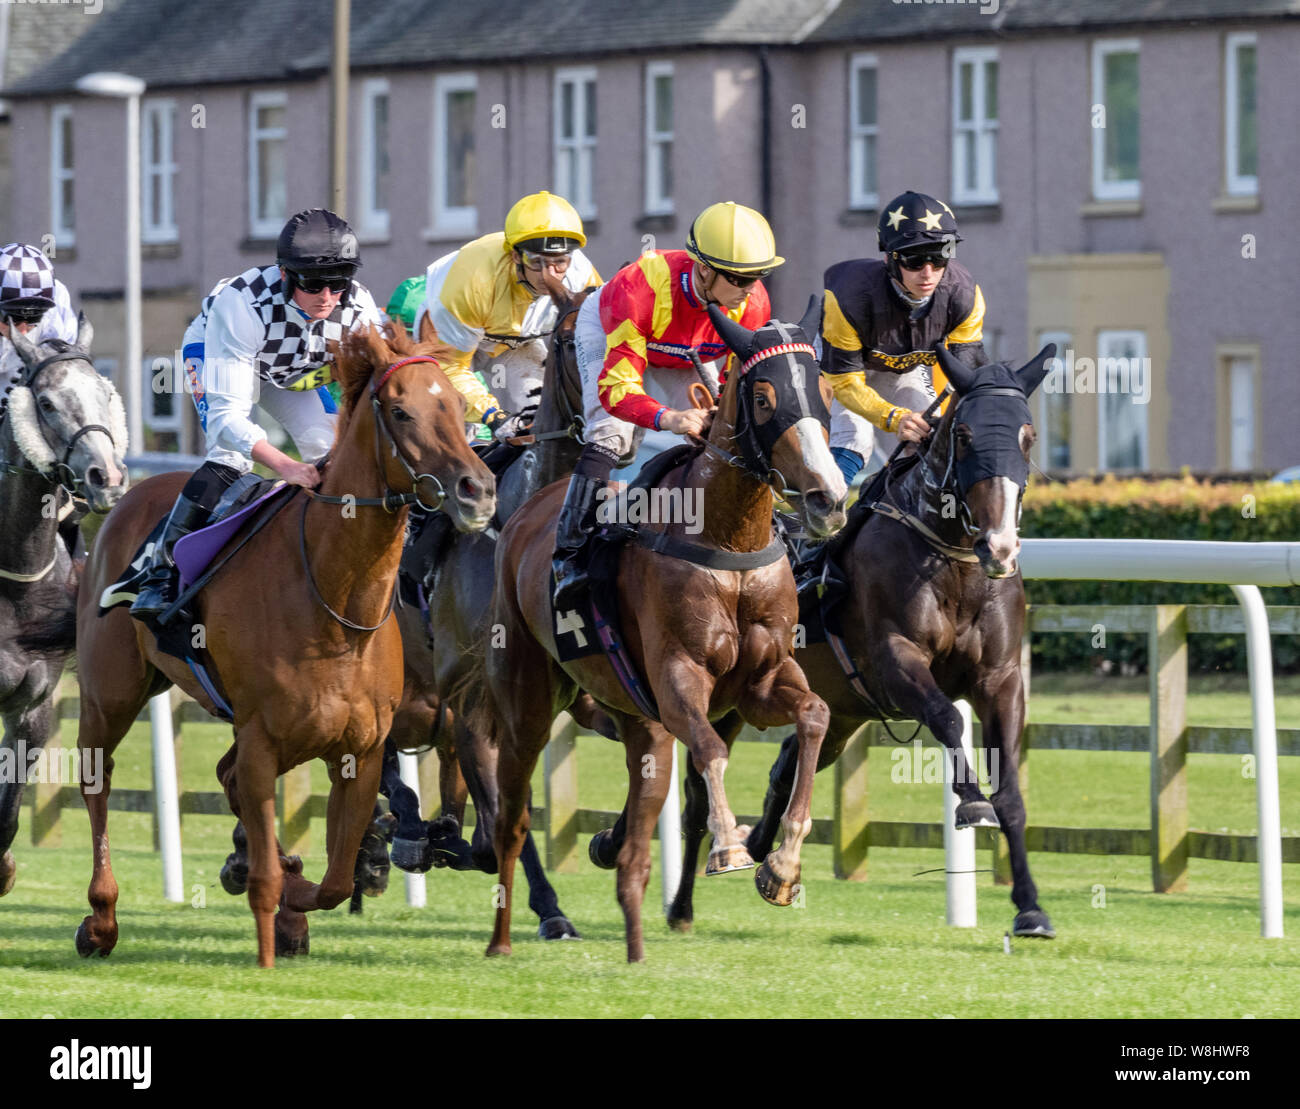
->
[299,354,464,631]
[529,303,586,445]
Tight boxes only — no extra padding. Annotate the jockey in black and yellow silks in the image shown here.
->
[820,191,988,483]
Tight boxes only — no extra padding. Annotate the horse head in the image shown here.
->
[337,324,496,532]
[932,342,1055,578]
[708,297,847,539]
[6,314,129,512]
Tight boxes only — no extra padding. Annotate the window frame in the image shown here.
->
[141,99,178,244]
[50,103,76,247]
[644,61,674,216]
[1224,31,1258,197]
[554,66,598,219]
[951,46,999,205]
[248,90,288,240]
[358,78,391,239]
[428,72,478,238]
[1096,328,1149,472]
[848,52,879,211]
[1090,38,1141,202]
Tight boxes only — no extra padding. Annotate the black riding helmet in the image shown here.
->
[877,191,962,281]
[276,208,362,303]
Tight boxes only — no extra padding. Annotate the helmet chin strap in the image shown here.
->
[694,263,723,306]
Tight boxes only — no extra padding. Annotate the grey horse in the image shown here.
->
[1,316,128,894]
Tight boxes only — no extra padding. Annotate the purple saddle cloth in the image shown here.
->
[174,483,295,590]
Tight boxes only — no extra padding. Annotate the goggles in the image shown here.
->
[290,270,353,294]
[894,249,950,272]
[518,249,573,272]
[712,268,769,289]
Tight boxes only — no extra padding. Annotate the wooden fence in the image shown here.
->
[28,604,1300,892]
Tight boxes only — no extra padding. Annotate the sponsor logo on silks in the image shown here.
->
[284,365,333,392]
[184,359,209,431]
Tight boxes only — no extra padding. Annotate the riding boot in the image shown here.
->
[129,492,213,622]
[404,506,455,593]
[551,472,609,612]
[57,512,85,561]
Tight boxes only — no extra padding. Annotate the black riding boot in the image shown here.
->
[129,493,213,622]
[551,446,617,612]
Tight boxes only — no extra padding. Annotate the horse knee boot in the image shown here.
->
[129,492,212,621]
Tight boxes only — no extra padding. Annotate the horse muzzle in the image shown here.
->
[799,490,847,540]
[974,531,1019,579]
[447,470,496,533]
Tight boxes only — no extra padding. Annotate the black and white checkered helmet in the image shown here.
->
[0,243,57,313]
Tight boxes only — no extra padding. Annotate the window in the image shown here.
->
[1091,40,1140,201]
[1097,330,1148,471]
[645,62,673,215]
[1037,331,1072,471]
[141,100,177,243]
[848,53,878,209]
[248,91,287,239]
[555,68,597,218]
[1225,32,1258,197]
[145,356,183,433]
[1217,348,1259,471]
[430,74,477,236]
[51,104,75,247]
[359,79,390,237]
[952,48,998,204]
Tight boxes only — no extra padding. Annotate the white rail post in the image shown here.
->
[943,701,977,927]
[659,742,682,913]
[397,751,427,909]
[148,692,184,903]
[1231,585,1283,938]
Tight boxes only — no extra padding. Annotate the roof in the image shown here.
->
[0,0,118,104]
[5,0,1298,98]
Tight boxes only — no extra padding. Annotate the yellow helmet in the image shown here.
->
[503,191,587,252]
[685,201,784,275]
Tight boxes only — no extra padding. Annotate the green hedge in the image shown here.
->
[1021,476,1300,672]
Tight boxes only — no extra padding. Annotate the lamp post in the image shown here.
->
[74,71,146,455]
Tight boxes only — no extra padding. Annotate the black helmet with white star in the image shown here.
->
[877,192,962,253]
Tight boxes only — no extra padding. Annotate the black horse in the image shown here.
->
[597,341,1058,940]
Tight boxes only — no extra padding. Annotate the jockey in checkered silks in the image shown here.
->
[131,208,382,622]
[0,242,85,557]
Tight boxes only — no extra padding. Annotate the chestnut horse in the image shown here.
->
[40,324,494,967]
[476,302,848,962]
[637,343,1059,938]
[2,318,128,895]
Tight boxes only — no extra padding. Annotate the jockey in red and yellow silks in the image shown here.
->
[552,202,782,610]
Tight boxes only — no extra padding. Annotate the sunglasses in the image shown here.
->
[895,250,950,272]
[291,271,352,294]
[519,250,573,272]
[713,268,768,289]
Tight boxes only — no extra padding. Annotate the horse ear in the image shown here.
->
[707,302,756,360]
[75,311,94,354]
[796,294,822,343]
[1015,343,1057,398]
[7,322,40,370]
[934,341,978,396]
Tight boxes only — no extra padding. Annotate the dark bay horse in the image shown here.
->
[477,302,849,962]
[2,318,127,895]
[658,343,1059,938]
[33,323,495,967]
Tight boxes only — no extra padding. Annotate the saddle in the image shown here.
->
[99,474,296,719]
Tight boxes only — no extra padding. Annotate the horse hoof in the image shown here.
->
[954,800,999,829]
[666,912,693,933]
[1013,909,1056,939]
[220,857,248,896]
[391,837,432,873]
[537,915,581,941]
[275,924,310,958]
[74,918,112,959]
[754,858,800,906]
[485,942,512,958]
[705,841,755,875]
[588,829,618,870]
[0,851,15,897]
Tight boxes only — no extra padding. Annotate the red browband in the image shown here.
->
[740,343,817,374]
[373,355,442,392]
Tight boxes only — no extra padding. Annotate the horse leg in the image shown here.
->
[658,659,751,874]
[520,820,580,940]
[971,668,1054,939]
[615,719,675,962]
[665,752,709,931]
[381,737,433,873]
[0,701,56,896]
[487,718,549,957]
[737,657,830,906]
[232,729,285,968]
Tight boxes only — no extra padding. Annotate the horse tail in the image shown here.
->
[14,558,81,663]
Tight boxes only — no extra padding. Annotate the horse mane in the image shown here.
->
[333,321,462,425]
